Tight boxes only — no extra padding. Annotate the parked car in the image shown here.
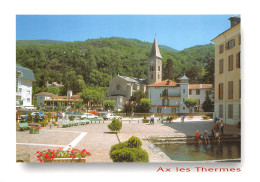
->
[103,113,121,120]
[66,111,83,119]
[80,113,98,119]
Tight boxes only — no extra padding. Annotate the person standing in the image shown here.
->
[151,114,155,124]
[220,120,224,135]
[181,114,185,123]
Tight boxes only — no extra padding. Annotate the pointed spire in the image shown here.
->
[149,37,162,59]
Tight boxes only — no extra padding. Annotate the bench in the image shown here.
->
[89,118,103,124]
[79,120,89,125]
[19,123,29,131]
[62,121,70,128]
[158,118,174,123]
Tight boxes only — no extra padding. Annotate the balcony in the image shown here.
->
[16,100,23,106]
[160,93,180,99]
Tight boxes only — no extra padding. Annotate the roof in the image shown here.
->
[189,84,213,89]
[36,92,56,97]
[180,75,188,80]
[149,38,162,59]
[118,75,148,84]
[148,80,179,87]
[16,64,35,81]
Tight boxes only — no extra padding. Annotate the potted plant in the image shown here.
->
[29,125,40,134]
[142,116,150,123]
[36,147,91,163]
[53,116,58,126]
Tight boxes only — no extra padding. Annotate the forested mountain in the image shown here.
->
[16,37,214,96]
[16,40,69,46]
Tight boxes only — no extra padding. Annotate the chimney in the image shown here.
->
[228,16,240,28]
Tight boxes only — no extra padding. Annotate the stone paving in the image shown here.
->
[16,118,240,163]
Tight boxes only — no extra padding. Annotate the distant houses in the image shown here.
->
[16,64,35,109]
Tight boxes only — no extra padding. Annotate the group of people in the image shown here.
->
[195,119,224,144]
[195,130,210,144]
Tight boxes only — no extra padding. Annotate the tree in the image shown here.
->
[80,88,105,109]
[183,98,198,113]
[103,100,116,111]
[123,101,134,115]
[139,99,152,113]
[185,65,204,84]
[202,92,214,112]
[129,90,148,112]
[203,57,215,84]
[108,118,122,133]
[163,59,175,80]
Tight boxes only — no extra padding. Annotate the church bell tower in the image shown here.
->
[148,37,162,85]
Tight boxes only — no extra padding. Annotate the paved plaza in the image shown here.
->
[16,117,241,163]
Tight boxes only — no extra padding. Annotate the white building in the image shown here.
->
[148,76,213,114]
[16,64,35,109]
[36,92,56,106]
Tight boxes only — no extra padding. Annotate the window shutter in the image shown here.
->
[233,39,235,47]
[225,42,228,50]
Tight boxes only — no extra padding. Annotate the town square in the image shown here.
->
[15,15,241,163]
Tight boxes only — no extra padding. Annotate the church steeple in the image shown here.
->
[148,37,162,85]
[149,38,162,59]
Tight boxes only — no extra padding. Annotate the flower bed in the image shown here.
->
[29,125,40,134]
[36,147,91,163]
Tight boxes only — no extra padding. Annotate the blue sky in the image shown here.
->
[16,15,237,50]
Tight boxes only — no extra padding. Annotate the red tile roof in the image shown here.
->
[148,80,180,87]
[189,84,213,89]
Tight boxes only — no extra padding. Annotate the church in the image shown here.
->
[104,38,213,113]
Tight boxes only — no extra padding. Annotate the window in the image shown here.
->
[158,74,160,79]
[228,55,233,71]
[228,81,233,99]
[219,59,224,74]
[27,98,30,103]
[189,90,192,95]
[239,35,241,45]
[226,39,235,50]
[158,66,160,71]
[219,44,224,54]
[228,104,233,119]
[183,107,185,110]
[236,52,241,68]
[151,74,153,79]
[219,104,223,118]
[196,89,200,95]
[27,91,30,95]
[157,108,162,113]
[116,84,120,90]
[172,108,176,113]
[219,83,224,100]
[183,89,185,94]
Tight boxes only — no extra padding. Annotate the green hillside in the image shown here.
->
[16,37,214,95]
[16,40,70,46]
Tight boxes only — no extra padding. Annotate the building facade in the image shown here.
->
[16,65,35,109]
[212,16,241,125]
[148,76,213,114]
[104,75,147,110]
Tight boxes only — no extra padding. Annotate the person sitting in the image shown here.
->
[195,130,202,144]
[203,130,210,144]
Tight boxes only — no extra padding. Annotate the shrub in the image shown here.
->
[47,112,52,122]
[109,136,149,162]
[127,136,142,148]
[142,119,150,123]
[69,116,75,121]
[202,116,209,120]
[26,113,33,123]
[172,115,178,120]
[110,148,149,162]
[108,118,122,132]
[109,141,128,156]
[38,121,48,127]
